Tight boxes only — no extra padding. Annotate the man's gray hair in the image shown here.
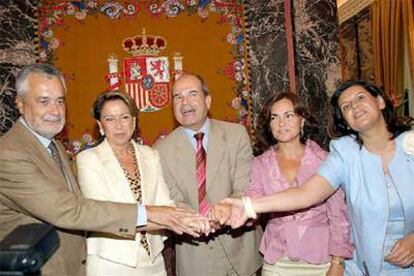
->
[15,63,67,97]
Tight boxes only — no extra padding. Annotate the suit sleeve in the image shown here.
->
[230,126,253,197]
[0,151,137,238]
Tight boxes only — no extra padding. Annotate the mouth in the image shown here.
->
[43,116,62,123]
[182,107,196,116]
[353,110,367,120]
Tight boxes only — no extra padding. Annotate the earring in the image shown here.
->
[99,128,105,136]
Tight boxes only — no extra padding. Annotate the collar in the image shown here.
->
[182,118,211,150]
[19,118,52,149]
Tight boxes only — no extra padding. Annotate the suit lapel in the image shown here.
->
[15,122,72,192]
[133,143,151,204]
[55,141,78,194]
[96,139,135,202]
[206,120,225,192]
[175,128,199,201]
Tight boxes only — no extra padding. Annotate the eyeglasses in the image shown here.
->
[101,114,132,124]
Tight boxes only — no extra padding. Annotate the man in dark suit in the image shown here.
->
[155,74,262,276]
[0,64,208,275]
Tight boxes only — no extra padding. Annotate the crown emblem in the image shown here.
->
[122,28,167,56]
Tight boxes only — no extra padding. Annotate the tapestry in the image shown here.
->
[37,0,251,152]
[0,0,38,135]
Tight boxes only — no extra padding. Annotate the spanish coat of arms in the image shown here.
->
[106,29,183,112]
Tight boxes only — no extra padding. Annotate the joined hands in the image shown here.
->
[145,203,238,237]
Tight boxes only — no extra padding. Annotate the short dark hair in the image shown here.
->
[254,92,320,155]
[328,80,412,142]
[91,90,138,120]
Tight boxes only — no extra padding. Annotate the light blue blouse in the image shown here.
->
[318,131,414,275]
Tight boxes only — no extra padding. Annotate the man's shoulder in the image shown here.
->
[210,119,247,136]
[0,122,30,152]
[153,127,183,150]
[211,119,244,130]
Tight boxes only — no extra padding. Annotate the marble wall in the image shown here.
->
[293,0,340,147]
[244,0,341,148]
[243,0,289,129]
[0,0,38,135]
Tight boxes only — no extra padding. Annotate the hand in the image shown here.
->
[180,211,212,236]
[208,203,232,226]
[220,197,248,229]
[326,261,344,276]
[385,233,414,267]
[145,206,210,237]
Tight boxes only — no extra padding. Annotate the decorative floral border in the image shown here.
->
[37,0,251,152]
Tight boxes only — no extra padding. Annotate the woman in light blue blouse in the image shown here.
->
[224,81,414,275]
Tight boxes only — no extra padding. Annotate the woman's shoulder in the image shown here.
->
[76,143,101,160]
[254,147,274,162]
[306,139,327,160]
[329,135,360,151]
[399,129,414,155]
[133,142,158,157]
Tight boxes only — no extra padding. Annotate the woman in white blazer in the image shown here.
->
[76,91,174,276]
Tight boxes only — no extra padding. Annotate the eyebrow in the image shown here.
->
[270,110,295,116]
[173,89,199,97]
[339,91,366,104]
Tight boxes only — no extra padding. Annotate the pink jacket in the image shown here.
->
[246,140,353,265]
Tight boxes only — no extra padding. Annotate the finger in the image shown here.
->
[219,198,230,204]
[180,223,201,237]
[175,207,197,215]
[387,241,402,257]
[386,250,408,265]
[390,251,410,265]
[168,223,184,235]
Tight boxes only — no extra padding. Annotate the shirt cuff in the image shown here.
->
[137,204,147,226]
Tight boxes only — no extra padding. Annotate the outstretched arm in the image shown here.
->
[223,174,336,228]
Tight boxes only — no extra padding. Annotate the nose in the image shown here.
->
[277,119,285,127]
[114,118,123,128]
[350,99,360,110]
[181,95,189,105]
[48,102,61,116]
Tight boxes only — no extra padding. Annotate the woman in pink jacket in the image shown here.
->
[246,92,353,275]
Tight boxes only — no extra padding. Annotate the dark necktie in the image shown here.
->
[48,141,64,173]
[48,141,72,191]
[194,132,209,215]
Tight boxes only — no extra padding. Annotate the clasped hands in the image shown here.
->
[146,203,233,237]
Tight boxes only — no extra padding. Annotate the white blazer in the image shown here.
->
[76,139,174,267]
